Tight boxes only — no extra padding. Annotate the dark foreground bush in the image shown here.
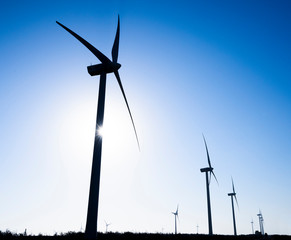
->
[0,231,290,240]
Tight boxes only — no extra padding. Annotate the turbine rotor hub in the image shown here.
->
[115,62,121,69]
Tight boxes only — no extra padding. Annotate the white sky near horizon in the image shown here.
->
[0,0,290,236]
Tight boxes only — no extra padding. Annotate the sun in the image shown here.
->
[96,125,104,137]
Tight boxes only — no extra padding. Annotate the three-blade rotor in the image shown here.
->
[104,221,111,227]
[56,16,140,150]
[203,135,218,185]
[172,205,179,221]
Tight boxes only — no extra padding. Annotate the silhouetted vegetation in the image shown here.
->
[0,231,290,240]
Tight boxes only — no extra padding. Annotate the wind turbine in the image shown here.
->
[200,135,218,235]
[227,177,239,235]
[56,16,139,240]
[172,205,179,234]
[257,210,264,235]
[104,221,111,233]
[251,219,254,234]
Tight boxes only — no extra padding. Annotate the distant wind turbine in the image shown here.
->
[251,219,254,234]
[56,16,139,240]
[172,205,179,234]
[104,221,111,233]
[200,135,218,235]
[227,177,239,235]
[257,210,264,235]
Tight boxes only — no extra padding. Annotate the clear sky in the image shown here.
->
[0,0,290,236]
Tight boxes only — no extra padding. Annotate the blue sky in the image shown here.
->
[0,0,290,236]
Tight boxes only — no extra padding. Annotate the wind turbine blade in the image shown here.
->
[211,170,219,185]
[111,15,120,63]
[232,177,235,193]
[56,21,112,65]
[202,134,212,168]
[234,194,239,209]
[114,70,140,150]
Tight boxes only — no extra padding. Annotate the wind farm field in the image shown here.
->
[1,0,291,238]
[1,232,291,240]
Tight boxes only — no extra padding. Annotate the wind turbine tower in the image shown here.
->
[172,205,179,234]
[251,219,254,234]
[227,178,239,236]
[200,135,218,235]
[56,16,139,240]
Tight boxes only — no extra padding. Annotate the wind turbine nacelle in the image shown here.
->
[228,193,235,196]
[200,167,213,172]
[87,63,121,76]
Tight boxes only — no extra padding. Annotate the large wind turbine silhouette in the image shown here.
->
[200,135,218,235]
[56,16,139,240]
[172,205,179,234]
[228,178,239,235]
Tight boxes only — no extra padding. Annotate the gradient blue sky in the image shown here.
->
[0,0,290,236]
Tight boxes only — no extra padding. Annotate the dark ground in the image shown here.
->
[1,231,290,240]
